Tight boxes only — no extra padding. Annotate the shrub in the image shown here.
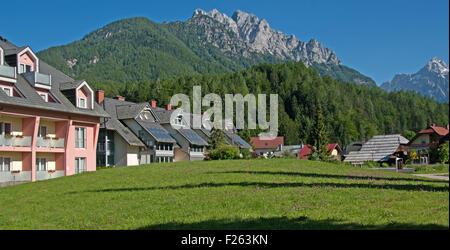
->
[209,145,240,160]
[381,163,390,168]
[240,148,252,159]
[281,150,296,159]
[438,142,449,163]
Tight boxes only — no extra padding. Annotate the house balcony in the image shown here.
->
[36,137,65,149]
[0,134,32,147]
[0,65,17,83]
[22,71,52,90]
[155,149,174,157]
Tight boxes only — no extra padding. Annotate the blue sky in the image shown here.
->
[1,0,448,84]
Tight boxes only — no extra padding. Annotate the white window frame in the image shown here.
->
[1,86,12,97]
[36,158,47,171]
[38,126,47,138]
[78,97,86,108]
[75,127,86,149]
[75,157,86,174]
[39,93,48,102]
[0,122,12,135]
[0,157,11,172]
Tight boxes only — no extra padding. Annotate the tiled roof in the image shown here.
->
[250,136,284,149]
[101,98,145,147]
[297,143,342,159]
[0,40,109,118]
[344,134,409,163]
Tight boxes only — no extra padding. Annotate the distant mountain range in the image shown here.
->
[381,57,449,103]
[36,9,375,85]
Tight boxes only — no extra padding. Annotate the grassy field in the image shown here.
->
[0,159,448,230]
[407,164,449,174]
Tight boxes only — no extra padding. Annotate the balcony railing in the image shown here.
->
[0,65,16,79]
[22,71,51,89]
[0,135,32,147]
[36,137,64,148]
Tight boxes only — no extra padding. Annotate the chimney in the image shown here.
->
[114,96,125,101]
[166,104,172,111]
[95,90,104,104]
[150,100,156,108]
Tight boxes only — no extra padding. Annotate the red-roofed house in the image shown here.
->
[250,136,284,157]
[408,124,449,164]
[298,143,343,160]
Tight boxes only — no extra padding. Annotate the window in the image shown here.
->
[78,97,86,108]
[75,157,86,174]
[0,157,11,172]
[1,87,12,97]
[19,64,25,73]
[75,127,86,148]
[173,115,183,125]
[38,126,47,137]
[26,65,31,72]
[0,122,12,136]
[36,158,47,171]
[39,93,48,102]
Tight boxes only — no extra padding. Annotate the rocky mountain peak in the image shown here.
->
[421,57,449,76]
[381,57,449,103]
[190,9,341,66]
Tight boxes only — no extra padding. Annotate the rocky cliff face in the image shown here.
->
[381,57,449,103]
[190,9,341,66]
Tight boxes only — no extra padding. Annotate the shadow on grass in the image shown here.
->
[136,216,448,230]
[207,171,449,184]
[78,180,449,194]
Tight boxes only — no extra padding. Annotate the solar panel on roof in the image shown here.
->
[234,137,251,148]
[181,130,206,144]
[148,127,173,141]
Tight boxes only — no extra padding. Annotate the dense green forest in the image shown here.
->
[37,17,375,85]
[90,61,449,147]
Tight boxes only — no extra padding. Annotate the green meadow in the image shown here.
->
[0,159,448,230]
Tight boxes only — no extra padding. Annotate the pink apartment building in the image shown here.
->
[0,37,109,183]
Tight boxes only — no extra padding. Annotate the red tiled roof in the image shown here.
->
[250,136,284,149]
[298,145,312,160]
[418,126,449,136]
[298,143,340,160]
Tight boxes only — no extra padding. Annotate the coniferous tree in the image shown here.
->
[311,101,328,161]
[209,128,226,149]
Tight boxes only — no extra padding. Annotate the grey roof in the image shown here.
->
[101,98,145,147]
[59,80,86,91]
[152,107,173,124]
[116,102,152,120]
[344,134,409,163]
[0,40,109,118]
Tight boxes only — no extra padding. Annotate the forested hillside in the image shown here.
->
[37,16,375,85]
[91,61,449,146]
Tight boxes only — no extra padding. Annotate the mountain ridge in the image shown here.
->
[381,57,449,103]
[35,9,375,85]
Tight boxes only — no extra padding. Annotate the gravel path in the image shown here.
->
[413,173,449,181]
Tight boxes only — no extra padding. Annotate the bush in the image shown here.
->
[240,148,252,159]
[209,145,240,160]
[438,142,449,163]
[281,150,297,159]
[381,163,390,168]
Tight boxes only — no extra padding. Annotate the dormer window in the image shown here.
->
[1,86,12,96]
[173,115,183,126]
[78,97,86,108]
[39,93,48,102]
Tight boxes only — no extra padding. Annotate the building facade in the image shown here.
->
[0,38,108,183]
